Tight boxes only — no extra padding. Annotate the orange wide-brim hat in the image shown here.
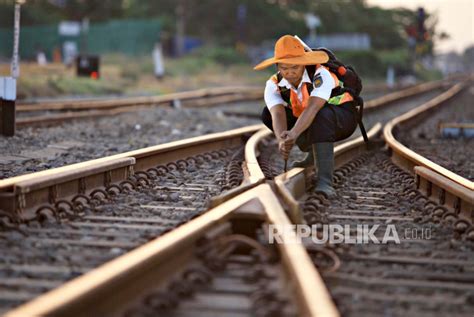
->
[254,35,329,70]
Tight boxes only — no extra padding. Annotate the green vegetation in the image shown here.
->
[11,63,128,99]
[48,76,124,95]
[413,64,443,82]
[4,50,268,99]
[0,0,432,50]
[337,49,413,79]
[0,0,449,98]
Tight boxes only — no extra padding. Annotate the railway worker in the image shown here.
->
[254,35,358,197]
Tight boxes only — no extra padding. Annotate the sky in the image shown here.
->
[366,0,473,54]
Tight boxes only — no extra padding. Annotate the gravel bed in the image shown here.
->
[397,87,474,181]
[0,105,260,180]
[121,246,298,317]
[0,87,448,180]
[345,88,446,141]
[301,151,474,316]
[0,147,243,313]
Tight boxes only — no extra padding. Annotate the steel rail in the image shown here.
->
[239,122,382,224]
[0,124,264,220]
[383,82,473,220]
[222,80,447,120]
[4,183,339,317]
[16,86,263,112]
[2,78,470,316]
[207,127,274,207]
[0,110,416,317]
[4,120,379,317]
[176,78,442,210]
[364,74,474,112]
[364,80,445,112]
[273,124,383,224]
[244,128,272,184]
[16,92,262,126]
[16,82,405,111]
[15,79,447,127]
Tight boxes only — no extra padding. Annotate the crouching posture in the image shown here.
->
[254,35,359,197]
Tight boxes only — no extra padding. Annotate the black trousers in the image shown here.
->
[261,102,358,151]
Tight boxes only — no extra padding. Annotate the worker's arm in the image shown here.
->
[281,96,327,150]
[269,104,287,141]
[291,96,326,136]
[269,104,290,159]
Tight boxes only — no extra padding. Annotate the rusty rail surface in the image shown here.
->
[383,82,473,222]
[223,80,447,120]
[17,86,263,112]
[4,183,339,317]
[364,73,472,111]
[16,93,262,127]
[17,81,413,111]
[4,121,375,317]
[16,79,446,127]
[364,79,445,112]
[5,121,382,317]
[16,89,263,126]
[2,79,472,317]
[0,124,263,220]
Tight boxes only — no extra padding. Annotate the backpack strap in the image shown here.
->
[305,65,316,80]
[276,71,291,104]
[353,96,369,146]
[304,65,316,95]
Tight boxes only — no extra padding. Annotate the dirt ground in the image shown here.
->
[0,55,271,100]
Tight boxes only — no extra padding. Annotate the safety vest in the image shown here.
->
[271,65,353,117]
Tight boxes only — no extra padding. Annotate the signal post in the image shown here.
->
[1,1,24,137]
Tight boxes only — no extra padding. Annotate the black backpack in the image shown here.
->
[317,47,368,144]
[316,47,363,97]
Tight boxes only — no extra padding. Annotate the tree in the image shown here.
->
[0,0,442,53]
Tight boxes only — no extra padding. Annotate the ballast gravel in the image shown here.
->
[0,104,260,179]
[398,87,474,181]
[0,86,451,180]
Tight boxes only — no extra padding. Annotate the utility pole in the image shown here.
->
[1,0,24,137]
[175,0,186,57]
[305,13,320,47]
[235,4,247,52]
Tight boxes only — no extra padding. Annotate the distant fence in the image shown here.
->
[306,33,371,51]
[0,19,160,60]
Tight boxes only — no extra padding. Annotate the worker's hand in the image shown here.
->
[278,139,290,160]
[279,130,298,160]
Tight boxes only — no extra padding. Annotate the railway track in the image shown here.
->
[0,122,342,316]
[221,79,457,119]
[289,81,473,316]
[396,87,474,181]
[15,87,263,126]
[0,78,472,316]
[303,152,474,317]
[0,79,452,181]
[0,126,258,313]
[14,80,447,127]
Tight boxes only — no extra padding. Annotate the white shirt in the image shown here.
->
[264,67,336,110]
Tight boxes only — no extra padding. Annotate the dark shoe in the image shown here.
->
[314,142,336,198]
[291,150,314,168]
